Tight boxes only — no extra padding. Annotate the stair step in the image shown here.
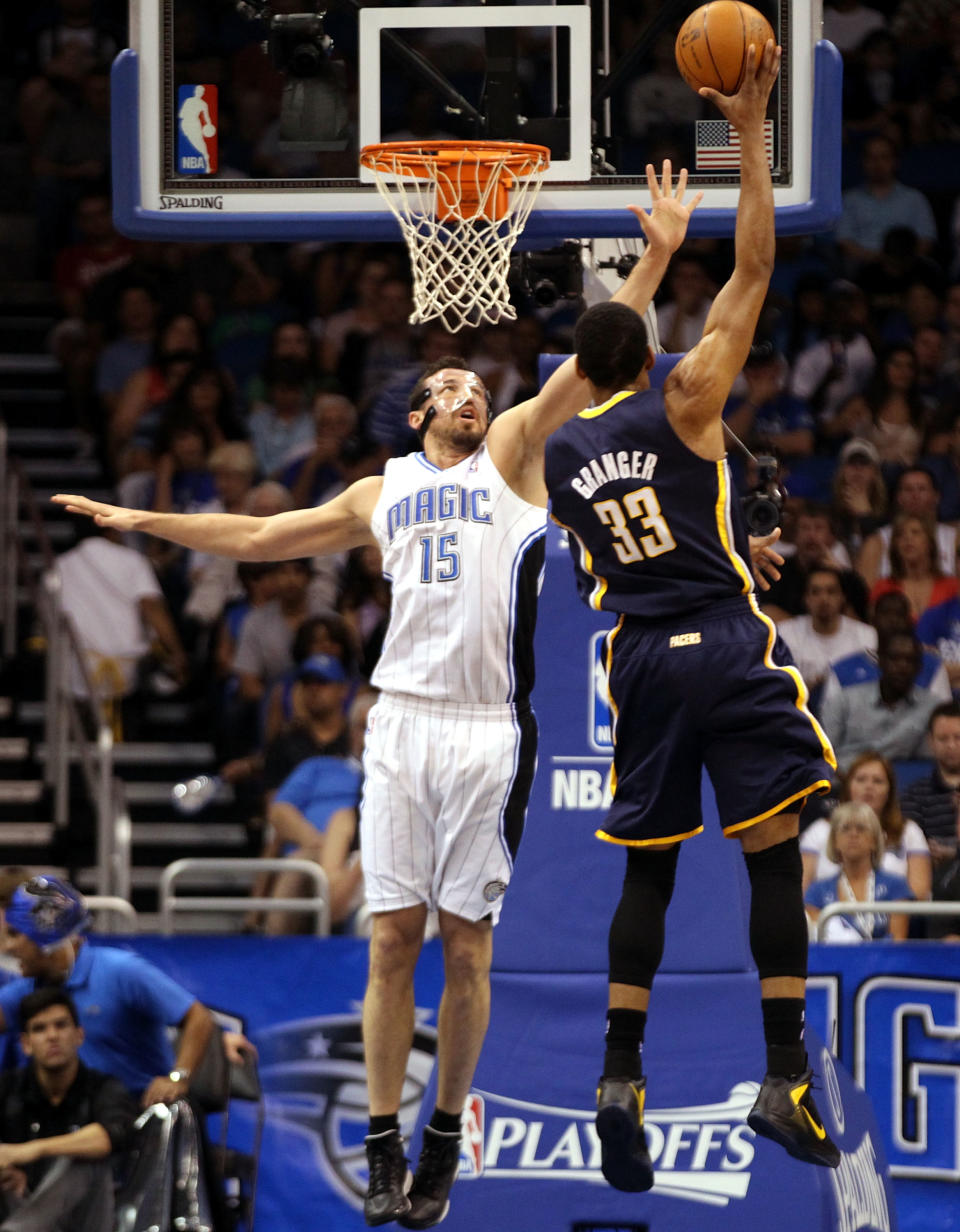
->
[32,487,115,509]
[0,355,58,376]
[0,738,29,761]
[124,780,235,807]
[0,780,43,804]
[19,459,103,483]
[130,820,247,846]
[143,701,199,727]
[18,520,75,545]
[37,741,217,767]
[1,317,56,347]
[0,283,59,307]
[0,821,54,845]
[5,427,88,453]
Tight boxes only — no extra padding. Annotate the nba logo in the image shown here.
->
[589,631,614,752]
[177,85,218,175]
[459,1094,484,1177]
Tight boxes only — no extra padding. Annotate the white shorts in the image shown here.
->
[359,692,538,923]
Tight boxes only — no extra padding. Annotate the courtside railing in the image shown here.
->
[815,899,960,939]
[159,858,331,936]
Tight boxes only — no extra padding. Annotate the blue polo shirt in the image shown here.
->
[0,943,196,1095]
[274,755,362,843]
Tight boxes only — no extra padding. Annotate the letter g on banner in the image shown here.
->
[855,976,960,1178]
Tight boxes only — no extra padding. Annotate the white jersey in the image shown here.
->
[369,444,547,704]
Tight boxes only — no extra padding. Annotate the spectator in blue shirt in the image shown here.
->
[917,593,960,694]
[805,802,913,941]
[264,751,364,933]
[835,135,938,273]
[724,341,815,466]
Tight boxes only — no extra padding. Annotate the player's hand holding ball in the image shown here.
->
[675,2,780,131]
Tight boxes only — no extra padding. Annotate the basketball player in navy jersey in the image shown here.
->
[545,40,841,1188]
[52,165,702,1229]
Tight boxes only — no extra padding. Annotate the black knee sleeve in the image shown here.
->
[608,845,680,989]
[743,837,808,981]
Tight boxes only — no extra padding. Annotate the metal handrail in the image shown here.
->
[84,895,139,931]
[159,858,332,936]
[0,451,126,898]
[815,899,960,939]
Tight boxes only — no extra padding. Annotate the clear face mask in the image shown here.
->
[423,371,488,421]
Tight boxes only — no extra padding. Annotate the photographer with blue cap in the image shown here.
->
[0,876,242,1229]
[0,877,213,1109]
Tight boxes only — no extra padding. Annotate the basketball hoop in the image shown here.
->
[359,140,550,333]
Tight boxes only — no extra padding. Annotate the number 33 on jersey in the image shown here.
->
[545,388,755,618]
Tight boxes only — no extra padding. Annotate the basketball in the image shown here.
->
[202,123,216,138]
[675,2,775,95]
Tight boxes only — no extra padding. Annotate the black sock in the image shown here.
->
[761,998,806,1078]
[429,1108,462,1136]
[368,1113,400,1137]
[603,1007,646,1079]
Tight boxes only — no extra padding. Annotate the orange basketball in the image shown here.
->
[675,2,775,95]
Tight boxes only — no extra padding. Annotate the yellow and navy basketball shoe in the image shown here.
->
[747,1067,841,1168]
[596,1075,655,1191]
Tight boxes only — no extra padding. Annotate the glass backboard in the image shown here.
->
[112,0,842,243]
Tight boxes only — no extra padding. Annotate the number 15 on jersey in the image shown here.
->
[419,533,461,582]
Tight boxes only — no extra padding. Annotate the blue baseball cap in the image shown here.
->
[5,876,90,951]
[298,654,348,684]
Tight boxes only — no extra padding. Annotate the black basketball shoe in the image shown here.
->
[397,1126,461,1229]
[364,1129,412,1226]
[596,1075,655,1192]
[747,1068,841,1168]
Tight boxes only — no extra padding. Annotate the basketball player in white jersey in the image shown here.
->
[53,162,701,1229]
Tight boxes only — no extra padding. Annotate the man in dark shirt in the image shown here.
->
[0,987,136,1232]
[262,653,351,792]
[900,702,960,849]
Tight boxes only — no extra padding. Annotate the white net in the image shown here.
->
[360,142,550,333]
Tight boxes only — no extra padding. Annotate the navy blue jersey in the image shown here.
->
[545,388,755,619]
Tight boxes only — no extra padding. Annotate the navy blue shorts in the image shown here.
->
[599,597,836,846]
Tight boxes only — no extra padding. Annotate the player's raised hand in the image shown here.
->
[51,493,142,532]
[628,160,704,255]
[699,38,781,133]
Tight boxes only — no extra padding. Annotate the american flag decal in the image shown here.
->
[695,119,774,170]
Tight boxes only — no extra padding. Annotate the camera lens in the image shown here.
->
[532,279,558,308]
[291,41,322,75]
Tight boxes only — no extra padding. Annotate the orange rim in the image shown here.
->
[360,140,550,222]
[359,139,550,179]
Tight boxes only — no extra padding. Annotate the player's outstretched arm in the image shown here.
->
[490,160,701,464]
[666,39,780,438]
[52,477,381,561]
